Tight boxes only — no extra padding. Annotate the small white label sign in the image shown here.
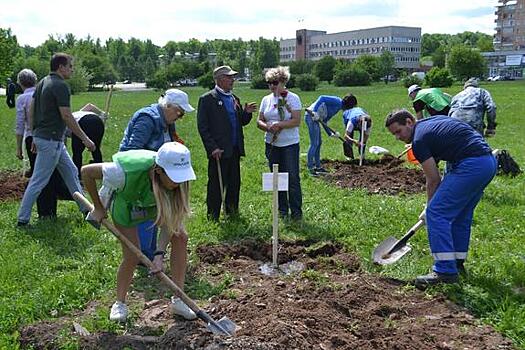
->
[262,173,289,191]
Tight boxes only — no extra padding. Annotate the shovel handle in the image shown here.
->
[396,145,412,159]
[387,219,425,254]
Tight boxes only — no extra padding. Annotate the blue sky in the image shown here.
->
[0,0,496,47]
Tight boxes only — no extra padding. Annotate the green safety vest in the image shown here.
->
[415,88,451,115]
[111,150,157,227]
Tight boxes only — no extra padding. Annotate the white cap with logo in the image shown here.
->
[407,84,421,96]
[158,89,195,112]
[155,142,196,183]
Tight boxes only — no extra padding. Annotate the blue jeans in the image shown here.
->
[17,137,86,223]
[138,220,158,260]
[265,142,302,219]
[426,154,497,274]
[305,114,332,170]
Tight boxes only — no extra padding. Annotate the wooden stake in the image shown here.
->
[272,163,279,267]
[359,117,367,166]
[103,85,114,116]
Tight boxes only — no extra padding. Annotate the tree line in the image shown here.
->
[1,28,493,92]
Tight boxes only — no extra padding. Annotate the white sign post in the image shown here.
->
[262,164,289,267]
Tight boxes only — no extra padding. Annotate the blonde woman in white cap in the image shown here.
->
[82,142,197,322]
[119,88,195,266]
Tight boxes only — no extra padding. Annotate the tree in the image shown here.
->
[296,73,319,91]
[288,59,315,75]
[424,67,453,87]
[333,64,370,86]
[250,38,279,76]
[314,55,336,82]
[432,46,447,68]
[0,28,20,83]
[378,51,395,83]
[447,45,485,81]
[354,54,381,81]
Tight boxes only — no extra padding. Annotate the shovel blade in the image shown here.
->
[206,316,238,336]
[373,236,412,265]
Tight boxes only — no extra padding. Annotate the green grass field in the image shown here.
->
[0,80,524,349]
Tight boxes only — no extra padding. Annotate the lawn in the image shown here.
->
[0,80,524,348]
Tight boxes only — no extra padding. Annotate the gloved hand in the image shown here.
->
[311,112,320,122]
[418,206,426,224]
[330,131,340,138]
[485,129,496,137]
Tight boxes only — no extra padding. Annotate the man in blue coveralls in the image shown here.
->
[385,109,497,288]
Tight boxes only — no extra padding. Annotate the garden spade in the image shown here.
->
[73,192,237,336]
[372,219,425,265]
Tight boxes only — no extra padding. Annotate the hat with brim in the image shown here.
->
[213,65,238,80]
[407,84,421,96]
[155,142,196,183]
[160,89,195,112]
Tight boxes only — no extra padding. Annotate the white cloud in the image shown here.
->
[0,0,496,47]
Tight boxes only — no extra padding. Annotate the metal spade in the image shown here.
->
[373,219,425,265]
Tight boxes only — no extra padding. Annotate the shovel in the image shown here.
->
[372,219,425,265]
[73,192,237,336]
[216,158,226,217]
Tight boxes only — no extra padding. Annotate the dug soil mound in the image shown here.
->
[0,170,28,201]
[322,157,426,195]
[19,240,514,350]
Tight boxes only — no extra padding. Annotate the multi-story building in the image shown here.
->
[482,0,525,79]
[279,26,421,69]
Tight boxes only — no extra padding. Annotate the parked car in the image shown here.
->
[122,79,132,84]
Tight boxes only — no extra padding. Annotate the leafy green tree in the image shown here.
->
[288,59,315,75]
[432,46,447,68]
[424,67,453,87]
[378,51,396,83]
[250,37,279,76]
[314,55,337,82]
[67,62,92,94]
[333,64,370,86]
[448,45,485,81]
[296,73,319,91]
[0,28,20,82]
[354,54,381,81]
[198,71,215,90]
[477,36,494,52]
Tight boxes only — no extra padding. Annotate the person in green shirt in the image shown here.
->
[408,84,451,120]
[82,142,197,322]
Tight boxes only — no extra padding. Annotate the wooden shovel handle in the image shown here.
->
[396,145,412,159]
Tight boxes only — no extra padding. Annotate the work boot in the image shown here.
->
[456,259,467,276]
[109,301,128,322]
[308,168,319,177]
[170,297,197,320]
[415,272,458,290]
[315,167,329,174]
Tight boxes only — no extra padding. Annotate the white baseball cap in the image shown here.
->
[155,142,196,183]
[407,84,421,96]
[159,89,195,112]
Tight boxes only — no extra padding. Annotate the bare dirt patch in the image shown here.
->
[0,170,27,202]
[321,157,426,195]
[19,240,514,350]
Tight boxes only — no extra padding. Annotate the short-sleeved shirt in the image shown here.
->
[343,107,370,134]
[259,91,302,147]
[15,87,36,138]
[413,88,451,116]
[32,73,71,141]
[412,116,491,164]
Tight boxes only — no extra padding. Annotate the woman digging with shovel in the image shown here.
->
[81,142,197,322]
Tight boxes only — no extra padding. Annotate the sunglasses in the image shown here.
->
[267,80,279,86]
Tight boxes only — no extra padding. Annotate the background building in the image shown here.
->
[483,0,525,79]
[280,26,421,69]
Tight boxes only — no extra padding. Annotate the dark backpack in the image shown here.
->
[494,149,522,177]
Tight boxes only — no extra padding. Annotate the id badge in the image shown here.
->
[130,206,147,220]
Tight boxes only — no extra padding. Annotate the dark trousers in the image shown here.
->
[72,115,104,178]
[25,137,71,218]
[265,142,302,219]
[206,147,241,220]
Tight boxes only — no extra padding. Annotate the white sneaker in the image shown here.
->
[109,301,128,322]
[169,297,197,320]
